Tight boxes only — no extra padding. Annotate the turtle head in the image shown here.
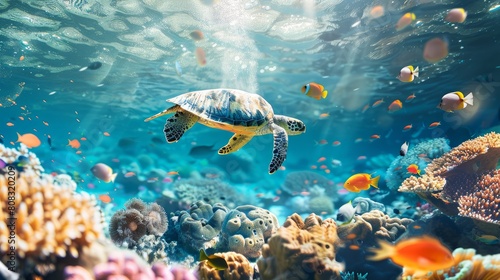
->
[274,115,306,135]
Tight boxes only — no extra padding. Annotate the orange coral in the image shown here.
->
[257,213,343,280]
[198,252,253,280]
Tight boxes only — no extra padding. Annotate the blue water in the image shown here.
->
[1,0,500,279]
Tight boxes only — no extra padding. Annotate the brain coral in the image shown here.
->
[399,132,500,224]
[173,178,242,208]
[0,164,103,276]
[198,251,253,280]
[257,213,343,280]
[109,198,167,247]
[219,205,279,259]
[174,201,229,253]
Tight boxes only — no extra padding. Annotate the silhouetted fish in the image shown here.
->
[189,144,216,158]
[79,61,102,71]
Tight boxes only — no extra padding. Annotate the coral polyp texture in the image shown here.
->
[109,198,167,247]
[257,213,343,280]
[399,132,500,224]
[401,248,500,280]
[0,154,103,275]
[220,205,279,259]
[198,251,253,280]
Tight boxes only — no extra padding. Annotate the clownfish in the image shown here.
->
[301,82,328,100]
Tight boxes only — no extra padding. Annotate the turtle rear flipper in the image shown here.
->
[218,134,253,155]
[268,123,288,174]
[164,111,198,143]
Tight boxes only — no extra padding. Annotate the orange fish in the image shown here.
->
[372,98,384,107]
[103,132,110,136]
[370,134,380,139]
[189,30,204,41]
[6,122,14,127]
[407,164,421,175]
[319,113,330,119]
[388,99,403,112]
[396,12,416,31]
[405,93,416,103]
[301,82,328,100]
[124,171,136,177]
[19,55,25,61]
[68,139,81,149]
[428,122,441,129]
[403,124,413,131]
[16,133,41,148]
[99,194,112,203]
[344,173,380,193]
[317,157,327,163]
[367,236,454,272]
[195,47,207,66]
[316,139,328,145]
[369,5,385,19]
[167,171,179,176]
[332,141,341,146]
[80,137,87,141]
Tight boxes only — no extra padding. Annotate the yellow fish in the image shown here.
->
[344,173,380,193]
[301,82,328,100]
[396,13,416,31]
[438,91,473,112]
[199,249,228,270]
[398,65,419,82]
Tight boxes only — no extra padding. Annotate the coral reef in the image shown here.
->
[65,252,198,280]
[198,251,253,280]
[401,248,500,280]
[337,210,413,246]
[109,198,167,247]
[173,178,242,208]
[308,196,335,215]
[386,138,450,191]
[352,197,385,214]
[257,213,343,280]
[399,132,500,225]
[173,201,229,253]
[0,143,44,175]
[219,205,279,259]
[0,157,103,276]
[281,171,334,196]
[134,235,168,264]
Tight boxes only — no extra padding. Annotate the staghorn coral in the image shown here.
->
[337,210,412,246]
[109,199,168,247]
[173,178,242,208]
[386,138,450,191]
[174,201,228,254]
[0,166,103,275]
[401,248,500,280]
[282,171,334,196]
[219,205,279,259]
[198,251,253,280]
[257,213,343,280]
[399,132,500,224]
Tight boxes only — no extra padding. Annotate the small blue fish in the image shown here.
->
[175,61,182,76]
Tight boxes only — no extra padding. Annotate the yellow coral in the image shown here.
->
[0,170,103,267]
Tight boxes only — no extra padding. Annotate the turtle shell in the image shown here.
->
[167,89,273,128]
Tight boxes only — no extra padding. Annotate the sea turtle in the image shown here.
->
[144,89,306,174]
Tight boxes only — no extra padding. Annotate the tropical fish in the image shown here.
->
[400,142,409,156]
[189,30,204,41]
[438,91,473,112]
[423,38,448,63]
[47,135,53,149]
[68,139,81,149]
[475,234,500,245]
[367,236,454,272]
[99,194,112,203]
[90,163,117,183]
[398,66,419,82]
[344,173,380,193]
[199,249,228,270]
[301,82,328,100]
[16,133,41,148]
[402,124,412,131]
[396,12,416,31]
[445,8,467,23]
[405,94,416,103]
[407,164,420,175]
[388,100,403,112]
[195,47,207,66]
[372,98,384,107]
[337,201,359,224]
[79,61,102,71]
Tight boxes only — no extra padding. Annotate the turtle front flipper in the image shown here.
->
[268,123,288,174]
[218,134,253,155]
[144,105,180,122]
[163,111,199,143]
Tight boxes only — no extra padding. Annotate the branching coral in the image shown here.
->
[109,198,167,247]
[399,132,500,225]
[220,205,279,259]
[198,252,253,280]
[0,143,44,175]
[401,248,500,280]
[257,213,343,280]
[0,159,103,276]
